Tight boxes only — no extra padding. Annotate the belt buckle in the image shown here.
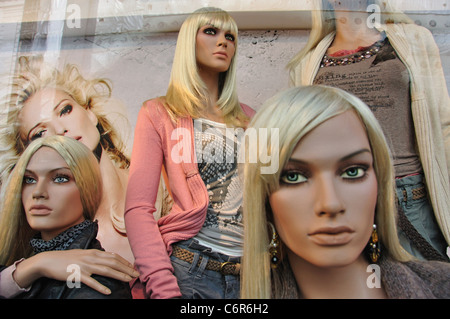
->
[220,261,233,275]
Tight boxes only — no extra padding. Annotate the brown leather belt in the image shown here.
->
[172,245,240,276]
[401,185,426,202]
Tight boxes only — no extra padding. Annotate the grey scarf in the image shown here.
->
[30,220,93,254]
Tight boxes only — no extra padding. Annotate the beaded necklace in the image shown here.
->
[320,36,387,68]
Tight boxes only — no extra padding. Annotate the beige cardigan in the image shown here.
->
[289,23,450,245]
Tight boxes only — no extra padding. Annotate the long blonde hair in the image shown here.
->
[287,0,412,73]
[164,7,248,127]
[241,85,411,299]
[0,55,130,187]
[0,135,102,266]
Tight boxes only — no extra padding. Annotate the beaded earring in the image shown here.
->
[368,224,381,263]
[268,222,281,269]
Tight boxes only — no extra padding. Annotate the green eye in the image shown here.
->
[280,172,307,184]
[341,167,366,179]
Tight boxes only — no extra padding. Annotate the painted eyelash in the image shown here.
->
[339,165,370,181]
[203,27,235,41]
[279,169,309,185]
[31,130,46,141]
[23,175,36,184]
[53,173,71,183]
[203,27,216,34]
[225,33,235,41]
[59,104,72,116]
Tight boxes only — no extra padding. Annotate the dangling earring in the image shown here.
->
[368,224,381,263]
[268,222,281,269]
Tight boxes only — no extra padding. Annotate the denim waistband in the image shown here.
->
[173,238,241,264]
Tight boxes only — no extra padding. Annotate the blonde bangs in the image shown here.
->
[201,13,238,42]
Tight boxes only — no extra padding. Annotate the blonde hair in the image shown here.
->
[163,7,248,127]
[0,55,129,187]
[241,85,412,299]
[0,135,102,266]
[287,0,412,73]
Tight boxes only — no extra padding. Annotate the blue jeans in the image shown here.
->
[170,239,240,299]
[396,174,448,260]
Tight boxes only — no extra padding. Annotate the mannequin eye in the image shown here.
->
[280,171,307,184]
[225,33,235,42]
[24,176,36,184]
[203,28,217,35]
[53,174,70,183]
[30,129,47,141]
[59,104,73,116]
[341,166,367,179]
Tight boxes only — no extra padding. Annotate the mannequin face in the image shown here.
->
[195,24,236,74]
[19,88,100,152]
[269,111,377,269]
[22,147,84,241]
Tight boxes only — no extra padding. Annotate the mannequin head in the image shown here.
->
[165,7,247,126]
[0,135,102,264]
[241,85,410,298]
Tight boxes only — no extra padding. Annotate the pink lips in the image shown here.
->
[308,226,355,246]
[214,51,228,58]
[29,204,51,215]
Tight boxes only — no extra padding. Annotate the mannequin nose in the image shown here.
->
[314,176,345,217]
[32,182,48,200]
[217,35,228,48]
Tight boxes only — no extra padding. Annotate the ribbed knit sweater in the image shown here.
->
[380,257,450,298]
[274,255,450,299]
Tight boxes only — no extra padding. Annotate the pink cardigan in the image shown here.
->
[124,98,255,299]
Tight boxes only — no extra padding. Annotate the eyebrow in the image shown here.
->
[26,99,70,141]
[287,148,372,165]
[25,166,71,175]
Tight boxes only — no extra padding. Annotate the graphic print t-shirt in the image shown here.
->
[193,118,244,257]
[314,37,422,177]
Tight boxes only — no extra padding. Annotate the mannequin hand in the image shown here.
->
[14,249,139,295]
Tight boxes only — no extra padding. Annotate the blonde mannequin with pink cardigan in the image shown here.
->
[125,7,254,299]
